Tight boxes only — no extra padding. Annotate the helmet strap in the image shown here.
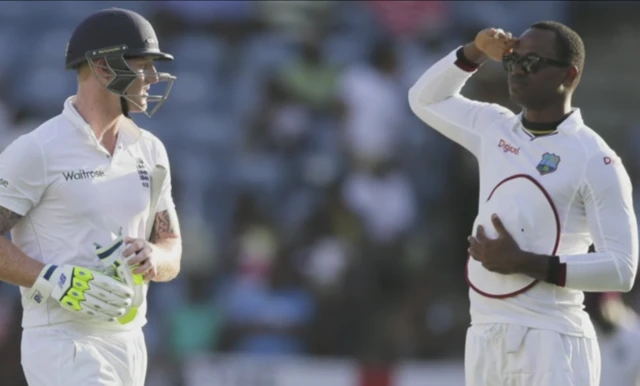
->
[120,96,129,118]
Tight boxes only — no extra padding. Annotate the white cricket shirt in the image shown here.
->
[408,48,638,338]
[0,96,175,331]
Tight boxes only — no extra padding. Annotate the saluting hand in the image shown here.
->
[474,27,518,61]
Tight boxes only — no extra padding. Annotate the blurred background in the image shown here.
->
[0,1,639,385]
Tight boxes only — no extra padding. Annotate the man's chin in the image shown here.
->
[126,101,148,113]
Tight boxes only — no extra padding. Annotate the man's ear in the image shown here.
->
[94,58,112,75]
[89,58,116,84]
[563,65,579,88]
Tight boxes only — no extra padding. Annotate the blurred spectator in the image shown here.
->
[342,161,417,247]
[257,0,337,39]
[219,250,316,356]
[298,190,360,294]
[339,39,407,165]
[247,76,313,156]
[168,274,222,361]
[386,269,469,360]
[292,187,370,357]
[217,196,316,356]
[276,36,343,116]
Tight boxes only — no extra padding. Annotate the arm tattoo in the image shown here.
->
[149,210,176,243]
[0,207,22,235]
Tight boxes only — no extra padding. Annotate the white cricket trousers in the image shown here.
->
[21,326,147,386]
[465,323,600,386]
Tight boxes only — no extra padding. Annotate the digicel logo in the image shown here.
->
[498,139,520,155]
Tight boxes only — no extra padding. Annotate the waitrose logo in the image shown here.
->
[63,169,105,181]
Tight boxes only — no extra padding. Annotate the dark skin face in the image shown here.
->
[506,28,579,122]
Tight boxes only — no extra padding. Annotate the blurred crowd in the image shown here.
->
[0,1,640,385]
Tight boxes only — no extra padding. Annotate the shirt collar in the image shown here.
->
[61,96,143,147]
[513,107,583,136]
[556,108,583,135]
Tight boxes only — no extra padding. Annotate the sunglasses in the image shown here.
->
[502,52,569,74]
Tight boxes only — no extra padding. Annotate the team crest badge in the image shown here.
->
[536,153,561,175]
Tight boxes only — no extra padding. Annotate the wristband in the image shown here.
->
[455,47,481,72]
[545,256,566,287]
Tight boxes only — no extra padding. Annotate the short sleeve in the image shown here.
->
[0,135,47,216]
[154,138,175,213]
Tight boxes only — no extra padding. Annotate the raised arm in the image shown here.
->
[408,29,517,157]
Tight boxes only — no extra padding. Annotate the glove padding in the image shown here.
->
[25,264,134,322]
[96,235,145,324]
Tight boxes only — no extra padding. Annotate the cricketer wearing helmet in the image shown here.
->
[0,8,182,386]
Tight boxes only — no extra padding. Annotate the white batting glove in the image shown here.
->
[96,235,145,324]
[25,264,134,322]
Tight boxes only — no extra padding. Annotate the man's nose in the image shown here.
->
[510,62,527,76]
[145,69,159,85]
